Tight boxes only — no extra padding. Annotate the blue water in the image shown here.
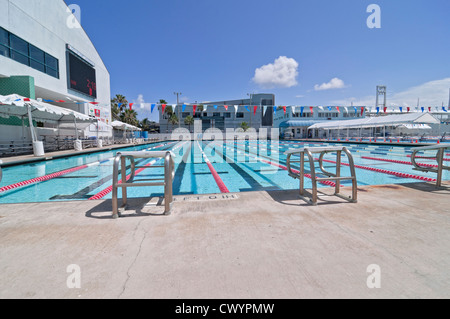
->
[0,140,448,204]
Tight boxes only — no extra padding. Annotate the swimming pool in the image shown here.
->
[0,140,448,204]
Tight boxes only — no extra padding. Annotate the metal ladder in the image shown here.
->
[411,144,450,187]
[285,147,358,205]
[112,151,175,218]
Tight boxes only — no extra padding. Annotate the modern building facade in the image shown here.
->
[159,93,275,133]
[274,106,366,139]
[0,0,111,141]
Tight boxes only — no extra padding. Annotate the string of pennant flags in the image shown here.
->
[6,97,449,114]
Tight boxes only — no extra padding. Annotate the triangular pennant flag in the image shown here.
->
[161,104,166,113]
[283,106,286,114]
[214,105,218,109]
[193,105,197,116]
[310,107,314,115]
[233,105,238,115]
[224,105,229,111]
[399,106,403,113]
[129,103,134,110]
[428,107,431,112]
[245,105,250,112]
[328,106,332,111]
[354,107,358,114]
[383,107,387,113]
[344,107,348,113]
[151,104,156,113]
[291,106,296,115]
[336,106,340,113]
[318,106,324,112]
[273,106,277,115]
[253,105,258,116]
[407,107,410,112]
[421,107,424,113]
[443,107,448,112]
[263,106,268,116]
[300,106,304,117]
[376,107,380,114]
[361,107,364,116]
[172,104,177,113]
[182,104,186,112]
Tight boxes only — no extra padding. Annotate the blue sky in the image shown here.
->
[73,0,450,121]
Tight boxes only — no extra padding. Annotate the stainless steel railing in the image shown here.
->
[411,144,450,187]
[285,146,358,205]
[112,151,175,218]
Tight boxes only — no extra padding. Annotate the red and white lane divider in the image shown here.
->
[88,142,185,200]
[361,156,438,168]
[0,142,174,195]
[0,165,89,193]
[407,155,450,161]
[197,141,229,193]
[320,158,436,182]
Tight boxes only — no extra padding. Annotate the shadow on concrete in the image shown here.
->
[85,197,169,220]
[395,181,450,194]
[265,189,352,207]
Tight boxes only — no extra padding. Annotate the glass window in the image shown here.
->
[0,44,9,57]
[30,45,45,63]
[0,28,8,45]
[45,53,58,70]
[10,50,29,65]
[236,112,244,118]
[224,113,231,118]
[213,113,220,117]
[30,60,45,72]
[182,112,190,118]
[45,67,58,78]
[10,35,28,55]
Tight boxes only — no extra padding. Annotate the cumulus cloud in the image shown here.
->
[314,78,347,91]
[252,56,299,88]
[332,78,450,107]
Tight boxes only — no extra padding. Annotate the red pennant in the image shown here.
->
[90,102,99,105]
[253,106,258,116]
[193,105,197,116]
[57,100,66,103]
[336,106,340,113]
[428,107,431,112]
[224,105,228,111]
[361,107,364,116]
[161,104,166,113]
[310,107,314,115]
[407,107,410,112]
[383,107,387,113]
[23,98,30,102]
[283,106,286,114]
[129,103,134,110]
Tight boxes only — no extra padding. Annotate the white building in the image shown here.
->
[273,106,366,139]
[0,0,111,142]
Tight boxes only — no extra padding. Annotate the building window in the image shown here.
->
[224,113,231,118]
[236,112,244,118]
[0,27,59,79]
[182,112,190,118]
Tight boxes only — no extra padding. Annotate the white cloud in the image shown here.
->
[253,56,299,89]
[295,95,305,98]
[332,78,450,107]
[314,78,347,91]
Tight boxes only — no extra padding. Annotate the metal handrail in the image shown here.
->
[285,147,358,205]
[112,151,176,218]
[411,144,450,187]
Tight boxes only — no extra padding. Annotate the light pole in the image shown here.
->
[174,92,182,128]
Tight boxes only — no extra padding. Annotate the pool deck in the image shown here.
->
[0,181,449,299]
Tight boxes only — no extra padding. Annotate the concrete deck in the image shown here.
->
[0,182,449,299]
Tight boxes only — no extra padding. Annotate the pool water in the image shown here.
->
[0,140,448,204]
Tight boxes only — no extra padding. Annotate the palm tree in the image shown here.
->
[140,118,151,131]
[184,115,194,132]
[168,114,179,132]
[111,94,128,114]
[120,109,139,127]
[239,122,250,132]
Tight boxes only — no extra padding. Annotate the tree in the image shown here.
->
[168,114,179,132]
[140,118,151,131]
[239,122,250,132]
[184,115,194,132]
[120,109,139,127]
[111,94,128,114]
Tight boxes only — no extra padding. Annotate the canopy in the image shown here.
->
[279,120,326,128]
[0,94,92,124]
[111,120,142,131]
[308,113,440,130]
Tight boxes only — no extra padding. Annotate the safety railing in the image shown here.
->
[285,147,358,205]
[112,151,175,219]
[411,144,450,187]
